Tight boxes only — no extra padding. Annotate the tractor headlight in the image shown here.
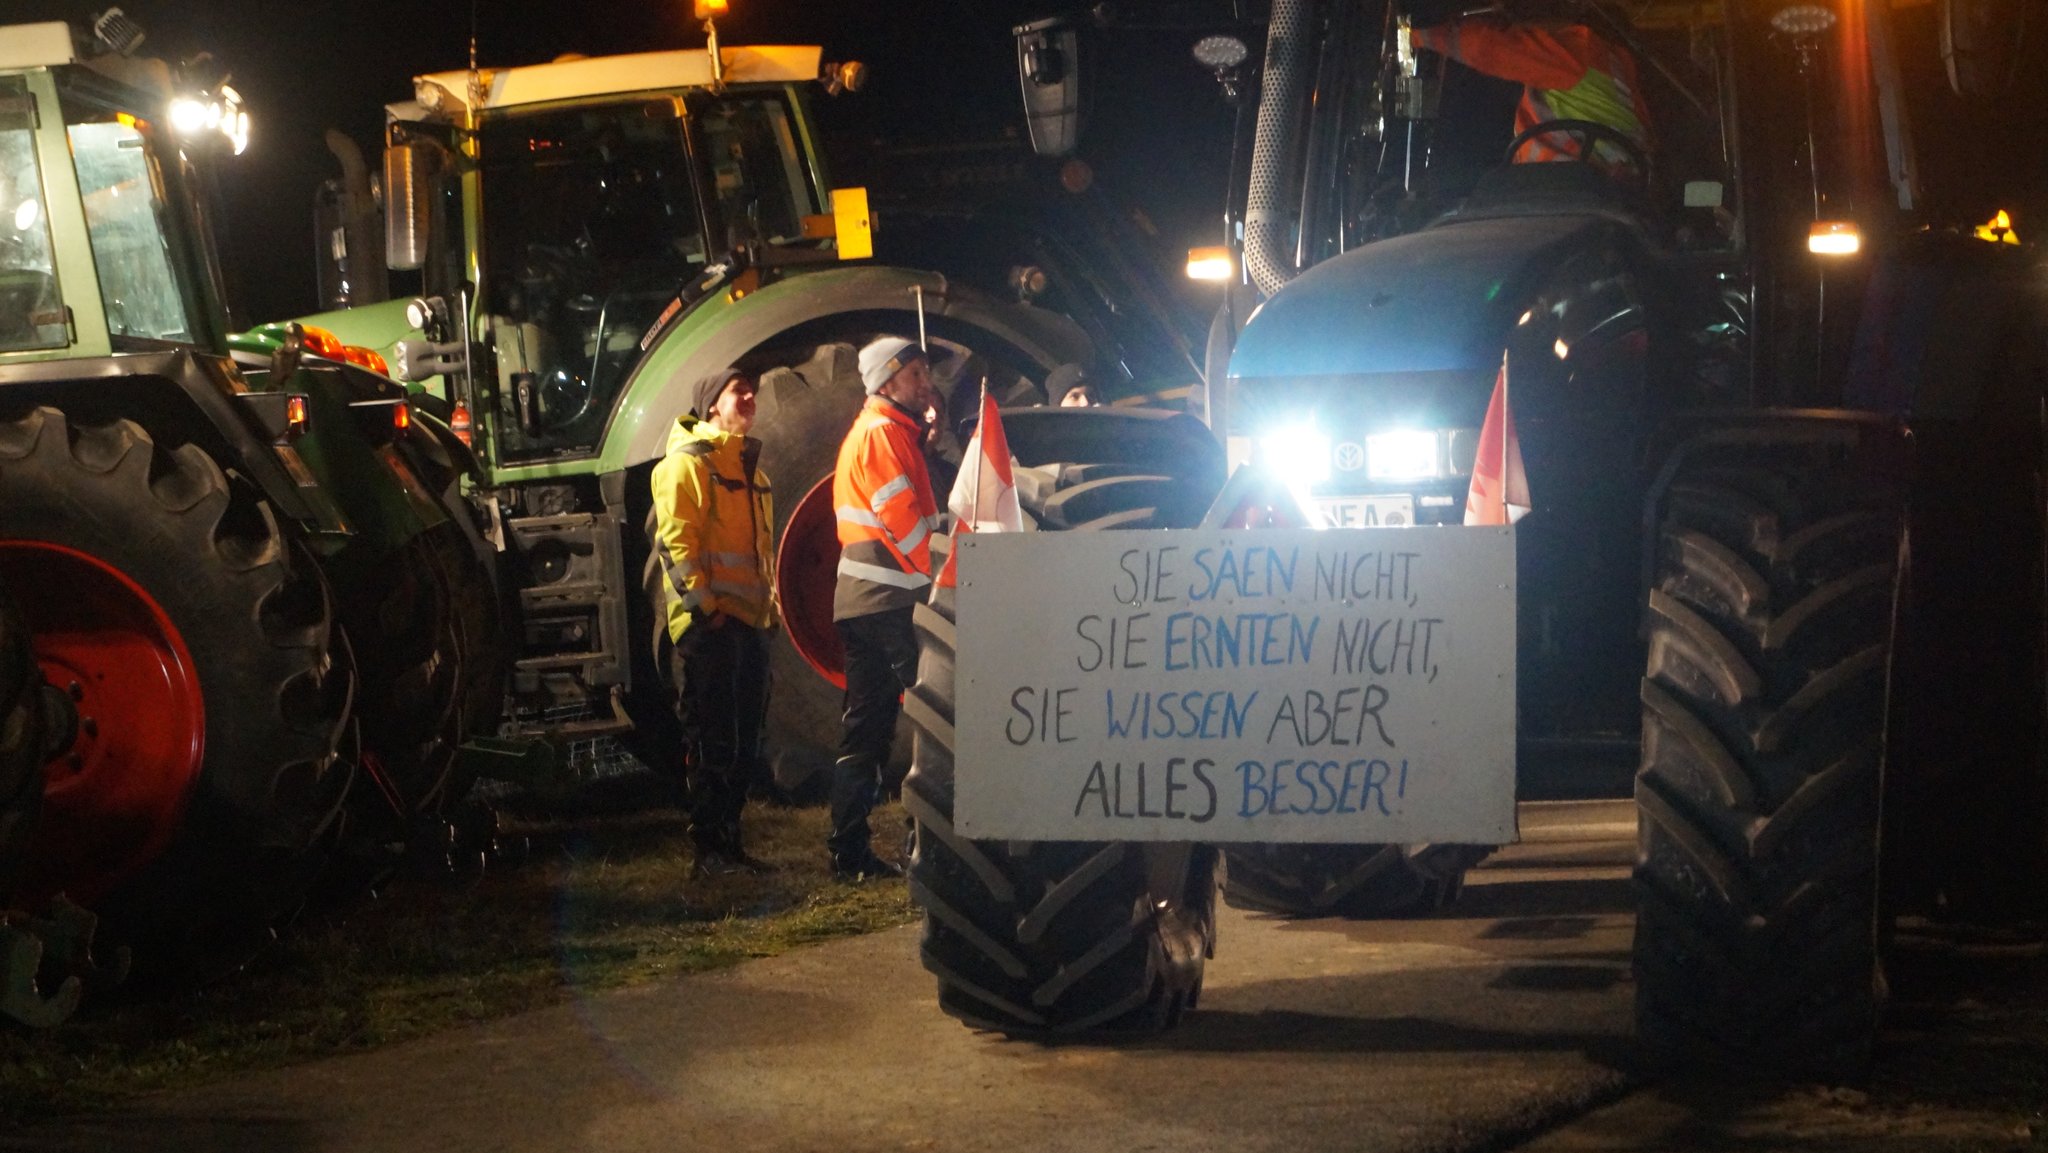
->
[1258,425,1332,486]
[1365,430,1440,480]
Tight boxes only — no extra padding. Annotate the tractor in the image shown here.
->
[293,2,1154,790]
[0,13,509,987]
[900,0,2048,1083]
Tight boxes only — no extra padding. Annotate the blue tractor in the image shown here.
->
[903,0,2046,1081]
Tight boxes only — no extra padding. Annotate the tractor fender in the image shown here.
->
[598,264,1094,474]
[0,349,341,533]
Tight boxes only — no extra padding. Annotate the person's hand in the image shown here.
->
[706,611,729,630]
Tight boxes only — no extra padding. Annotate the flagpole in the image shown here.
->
[970,388,983,532]
[1499,349,1510,515]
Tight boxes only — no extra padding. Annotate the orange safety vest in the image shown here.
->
[1412,21,1652,166]
[832,394,938,620]
[652,415,777,641]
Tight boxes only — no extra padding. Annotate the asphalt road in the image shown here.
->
[8,801,1643,1153]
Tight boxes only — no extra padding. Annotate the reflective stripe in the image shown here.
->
[894,515,931,555]
[869,474,912,510]
[835,505,884,528]
[680,586,707,611]
[706,549,756,568]
[837,556,931,590]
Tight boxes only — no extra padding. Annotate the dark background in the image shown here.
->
[8,0,2045,325]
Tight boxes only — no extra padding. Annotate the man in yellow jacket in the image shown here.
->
[652,367,777,877]
[824,336,942,880]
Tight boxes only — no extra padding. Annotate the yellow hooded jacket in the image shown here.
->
[651,414,776,641]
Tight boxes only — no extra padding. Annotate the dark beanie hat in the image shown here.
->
[1045,362,1090,399]
[691,368,750,419]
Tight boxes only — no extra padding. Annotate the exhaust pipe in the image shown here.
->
[1244,0,1313,298]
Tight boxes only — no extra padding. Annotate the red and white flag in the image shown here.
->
[935,386,1023,590]
[1464,352,1531,526]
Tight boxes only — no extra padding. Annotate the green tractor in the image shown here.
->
[0,14,508,981]
[298,8,1110,783]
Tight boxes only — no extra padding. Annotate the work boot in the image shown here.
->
[690,844,746,879]
[830,849,903,883]
[827,754,883,862]
[720,819,775,875]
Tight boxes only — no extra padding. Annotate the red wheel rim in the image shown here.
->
[0,542,204,905]
[775,476,847,689]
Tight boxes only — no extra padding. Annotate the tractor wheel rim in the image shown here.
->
[775,475,848,690]
[0,541,204,904]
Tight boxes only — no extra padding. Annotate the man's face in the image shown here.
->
[710,376,757,435]
[886,357,937,412]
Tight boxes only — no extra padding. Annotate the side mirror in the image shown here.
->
[1014,16,1082,158]
[1940,0,2023,97]
[384,136,435,272]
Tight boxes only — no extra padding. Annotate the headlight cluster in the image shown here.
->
[1252,425,1482,484]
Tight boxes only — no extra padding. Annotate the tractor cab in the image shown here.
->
[353,39,872,472]
[0,21,247,363]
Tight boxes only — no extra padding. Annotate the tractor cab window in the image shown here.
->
[690,90,823,251]
[1340,6,1735,255]
[64,102,201,344]
[0,79,65,352]
[479,99,706,462]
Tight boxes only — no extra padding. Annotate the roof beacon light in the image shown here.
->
[694,0,728,15]
[1809,220,1861,256]
[1186,246,1235,282]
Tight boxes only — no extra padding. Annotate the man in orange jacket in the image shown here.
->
[826,336,942,880]
[1410,16,1652,170]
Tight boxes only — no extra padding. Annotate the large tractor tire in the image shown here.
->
[1632,438,1902,1081]
[904,464,1217,1036]
[0,580,43,909]
[344,504,508,847]
[1221,842,1492,918]
[0,407,354,973]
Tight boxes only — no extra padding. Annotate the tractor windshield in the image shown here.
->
[0,78,64,353]
[1336,4,1736,257]
[63,92,206,346]
[480,98,707,462]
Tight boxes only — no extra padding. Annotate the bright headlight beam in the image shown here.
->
[1259,426,1332,486]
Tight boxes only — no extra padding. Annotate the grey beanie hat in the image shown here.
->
[857,336,926,395]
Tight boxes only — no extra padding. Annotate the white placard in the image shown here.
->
[952,527,1517,843]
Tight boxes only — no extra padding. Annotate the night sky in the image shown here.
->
[7,1,2045,324]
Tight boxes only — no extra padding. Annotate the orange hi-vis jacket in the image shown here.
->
[652,415,777,642]
[1412,21,1652,165]
[833,394,939,620]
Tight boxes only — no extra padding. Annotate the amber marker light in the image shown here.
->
[392,402,412,433]
[286,395,309,433]
[1809,220,1861,256]
[1975,210,2020,245]
[1186,246,1235,282]
[300,325,346,358]
[694,0,728,16]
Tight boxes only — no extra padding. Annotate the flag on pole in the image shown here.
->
[1464,352,1531,526]
[935,386,1023,590]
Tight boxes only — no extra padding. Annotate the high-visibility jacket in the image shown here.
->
[652,414,776,641]
[832,394,938,620]
[1413,21,1652,166]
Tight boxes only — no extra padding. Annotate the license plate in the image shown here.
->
[1316,493,1415,528]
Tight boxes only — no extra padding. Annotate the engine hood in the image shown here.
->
[1227,214,1613,381]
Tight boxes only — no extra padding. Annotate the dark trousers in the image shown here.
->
[830,606,918,860]
[672,621,771,850]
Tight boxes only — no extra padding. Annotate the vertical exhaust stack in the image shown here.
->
[1244,0,1313,298]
